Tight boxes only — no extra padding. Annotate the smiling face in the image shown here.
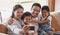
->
[24,16,31,25]
[42,10,49,17]
[14,8,23,19]
[32,6,40,17]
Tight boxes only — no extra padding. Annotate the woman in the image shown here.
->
[7,4,29,35]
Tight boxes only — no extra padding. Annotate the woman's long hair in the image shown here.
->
[11,4,24,18]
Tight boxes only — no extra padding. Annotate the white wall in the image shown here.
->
[0,0,15,23]
[0,0,48,23]
[19,0,48,12]
[55,0,60,12]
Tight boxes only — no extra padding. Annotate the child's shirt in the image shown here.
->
[38,15,52,30]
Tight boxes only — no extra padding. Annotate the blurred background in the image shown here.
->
[0,0,60,23]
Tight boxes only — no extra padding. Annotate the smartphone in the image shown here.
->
[29,26,35,30]
[29,26,35,33]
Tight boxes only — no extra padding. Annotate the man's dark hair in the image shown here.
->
[11,4,24,18]
[21,12,32,20]
[31,3,41,9]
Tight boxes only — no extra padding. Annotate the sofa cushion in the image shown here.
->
[51,12,60,31]
[0,24,8,34]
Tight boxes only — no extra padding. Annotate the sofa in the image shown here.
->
[0,12,60,34]
[0,24,8,35]
[51,12,60,31]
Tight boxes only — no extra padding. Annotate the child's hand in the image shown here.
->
[8,18,14,25]
[43,31,48,35]
[50,27,55,31]
[23,25,29,33]
[31,18,36,23]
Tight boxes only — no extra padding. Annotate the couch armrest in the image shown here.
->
[0,24,8,34]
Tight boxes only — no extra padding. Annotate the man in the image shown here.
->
[30,3,41,35]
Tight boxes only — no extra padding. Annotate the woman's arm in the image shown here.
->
[7,25,24,34]
[8,25,30,35]
[7,18,14,25]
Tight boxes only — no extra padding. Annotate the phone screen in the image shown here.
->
[29,26,35,30]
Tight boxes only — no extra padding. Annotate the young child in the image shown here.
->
[21,12,35,35]
[38,6,53,35]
